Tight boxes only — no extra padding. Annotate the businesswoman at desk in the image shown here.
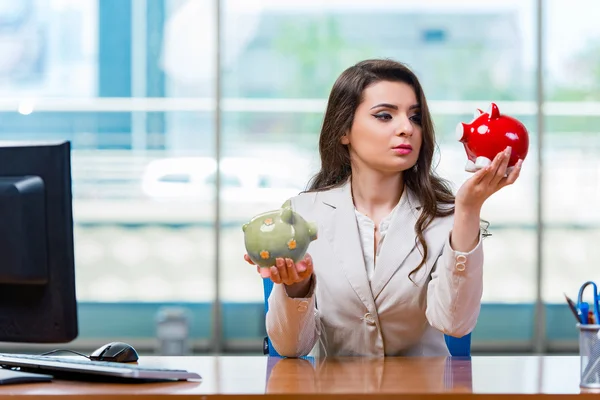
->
[244,59,523,357]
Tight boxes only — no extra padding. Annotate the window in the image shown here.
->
[4,0,587,353]
[221,0,537,305]
[542,0,600,304]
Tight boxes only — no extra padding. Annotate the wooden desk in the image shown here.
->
[0,355,594,399]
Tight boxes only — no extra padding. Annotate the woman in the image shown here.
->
[245,59,522,357]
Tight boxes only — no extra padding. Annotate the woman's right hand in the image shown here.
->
[244,253,314,286]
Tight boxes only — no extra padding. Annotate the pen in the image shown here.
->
[564,293,580,323]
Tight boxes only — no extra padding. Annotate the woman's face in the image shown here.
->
[341,80,423,175]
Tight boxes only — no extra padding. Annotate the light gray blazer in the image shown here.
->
[266,180,484,357]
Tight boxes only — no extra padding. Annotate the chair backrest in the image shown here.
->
[261,278,471,357]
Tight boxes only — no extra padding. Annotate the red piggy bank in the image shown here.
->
[456,102,529,174]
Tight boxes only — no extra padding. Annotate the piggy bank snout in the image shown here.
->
[308,222,318,241]
[455,122,468,142]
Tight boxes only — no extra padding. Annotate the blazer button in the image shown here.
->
[364,313,375,325]
[297,300,309,312]
[456,254,467,263]
[456,262,466,272]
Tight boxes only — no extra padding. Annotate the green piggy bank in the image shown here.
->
[242,201,318,277]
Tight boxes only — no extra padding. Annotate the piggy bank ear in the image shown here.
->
[474,108,484,119]
[281,199,292,208]
[280,207,294,224]
[242,223,248,232]
[487,103,500,119]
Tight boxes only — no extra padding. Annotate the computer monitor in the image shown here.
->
[0,140,78,343]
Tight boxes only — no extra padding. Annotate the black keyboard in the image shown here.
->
[0,353,202,382]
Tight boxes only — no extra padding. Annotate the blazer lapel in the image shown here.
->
[319,181,377,314]
[370,188,422,300]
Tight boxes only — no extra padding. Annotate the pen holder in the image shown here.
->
[578,323,600,390]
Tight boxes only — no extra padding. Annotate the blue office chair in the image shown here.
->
[262,278,472,357]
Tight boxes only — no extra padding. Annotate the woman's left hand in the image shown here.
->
[455,146,523,211]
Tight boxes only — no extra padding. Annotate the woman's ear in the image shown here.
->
[340,133,350,145]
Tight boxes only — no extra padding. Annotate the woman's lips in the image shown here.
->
[392,144,412,155]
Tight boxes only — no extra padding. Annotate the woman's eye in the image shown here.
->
[373,113,392,121]
[410,114,422,124]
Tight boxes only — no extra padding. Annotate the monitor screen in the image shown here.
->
[0,141,77,343]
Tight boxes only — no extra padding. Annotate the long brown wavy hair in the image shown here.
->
[306,59,456,281]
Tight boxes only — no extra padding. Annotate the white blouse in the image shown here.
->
[354,202,400,282]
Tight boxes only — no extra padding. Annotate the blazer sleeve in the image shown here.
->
[265,274,320,357]
[425,229,484,338]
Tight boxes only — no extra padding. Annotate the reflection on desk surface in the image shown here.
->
[266,356,472,394]
[265,355,587,395]
[0,355,588,398]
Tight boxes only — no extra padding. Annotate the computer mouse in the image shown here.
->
[90,341,139,363]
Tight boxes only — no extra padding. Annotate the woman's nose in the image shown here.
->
[395,117,413,136]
